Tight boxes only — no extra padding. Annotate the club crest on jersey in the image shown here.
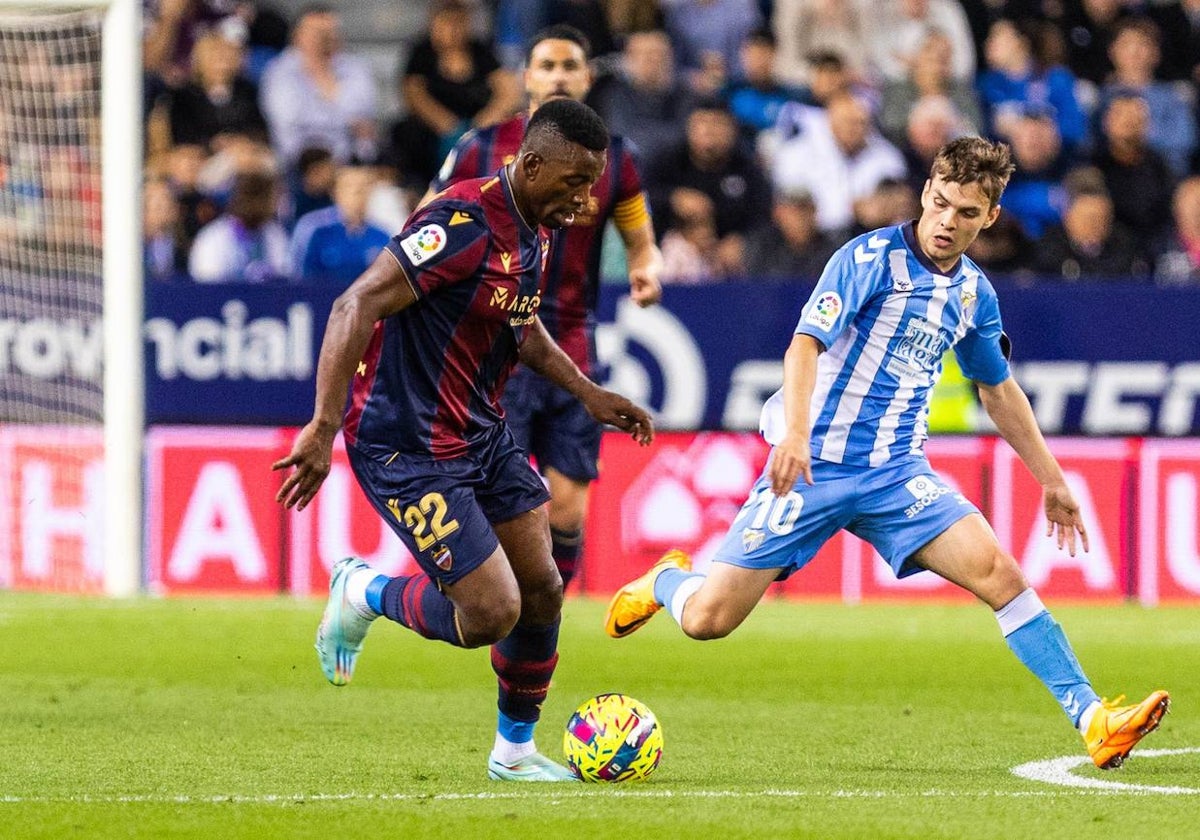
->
[401,224,446,265]
[432,544,453,571]
[742,528,765,553]
[540,238,550,272]
[804,291,842,330]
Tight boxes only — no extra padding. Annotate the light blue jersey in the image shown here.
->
[759,221,1010,467]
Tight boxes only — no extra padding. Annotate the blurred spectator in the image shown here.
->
[1099,18,1197,176]
[603,0,664,40]
[143,0,253,89]
[723,27,806,147]
[772,92,907,234]
[742,186,838,279]
[852,177,919,234]
[290,166,390,286]
[1033,169,1149,280]
[241,3,289,83]
[658,198,723,284]
[880,29,981,145]
[1001,111,1067,239]
[1148,0,1200,84]
[363,163,412,235]
[965,207,1033,275]
[289,146,336,226]
[495,0,616,70]
[660,0,763,96]
[1091,93,1175,247]
[189,169,289,282]
[865,0,976,84]
[772,0,870,89]
[143,177,188,281]
[900,94,972,194]
[1059,0,1126,85]
[389,0,521,188]
[259,5,377,170]
[644,99,771,272]
[162,143,219,247]
[977,18,1086,150]
[589,30,697,166]
[168,31,267,149]
[1153,176,1200,286]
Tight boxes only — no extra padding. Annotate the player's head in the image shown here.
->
[525,25,593,109]
[917,136,1014,269]
[512,98,608,228]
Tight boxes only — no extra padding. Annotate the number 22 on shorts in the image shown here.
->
[387,492,460,551]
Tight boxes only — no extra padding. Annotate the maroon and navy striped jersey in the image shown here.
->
[431,113,651,373]
[344,168,553,461]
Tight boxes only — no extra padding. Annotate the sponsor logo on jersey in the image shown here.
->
[401,224,447,265]
[804,292,842,330]
[902,475,960,518]
[489,286,542,325]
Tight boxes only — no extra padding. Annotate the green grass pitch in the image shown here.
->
[0,593,1196,839]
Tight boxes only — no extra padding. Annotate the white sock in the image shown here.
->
[344,568,380,618]
[491,733,537,765]
[1078,701,1102,734]
[669,576,705,627]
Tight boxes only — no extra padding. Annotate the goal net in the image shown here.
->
[0,0,141,595]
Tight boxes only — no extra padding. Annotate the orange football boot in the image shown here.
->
[603,550,692,638]
[1083,690,1170,769]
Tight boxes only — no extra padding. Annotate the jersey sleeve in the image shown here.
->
[611,142,652,233]
[430,129,483,193]
[952,286,1011,386]
[793,242,881,349]
[384,203,489,298]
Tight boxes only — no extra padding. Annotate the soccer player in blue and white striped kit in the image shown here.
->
[605,137,1169,770]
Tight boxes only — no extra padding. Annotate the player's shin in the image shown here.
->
[995,588,1099,727]
[378,574,466,646]
[490,618,560,762]
[550,525,583,588]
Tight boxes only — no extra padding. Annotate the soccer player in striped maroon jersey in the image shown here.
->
[274,100,654,782]
[426,25,663,590]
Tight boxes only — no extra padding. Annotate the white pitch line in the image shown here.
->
[1,783,1198,806]
[1011,747,1200,794]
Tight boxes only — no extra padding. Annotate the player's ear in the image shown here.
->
[982,203,1001,229]
[520,151,544,181]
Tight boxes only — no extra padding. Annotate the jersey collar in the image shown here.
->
[902,220,962,279]
[501,164,537,235]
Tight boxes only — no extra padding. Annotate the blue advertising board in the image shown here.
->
[138,280,1200,434]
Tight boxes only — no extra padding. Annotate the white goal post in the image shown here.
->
[0,0,142,596]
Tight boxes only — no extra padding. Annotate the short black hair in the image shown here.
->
[527,24,591,63]
[523,98,609,153]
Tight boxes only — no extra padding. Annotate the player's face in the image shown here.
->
[525,40,591,108]
[917,175,1000,271]
[522,144,607,228]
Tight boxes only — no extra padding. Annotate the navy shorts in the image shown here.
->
[501,365,601,483]
[712,454,979,580]
[347,425,550,585]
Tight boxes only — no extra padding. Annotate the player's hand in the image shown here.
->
[584,388,655,446]
[1043,482,1089,556]
[272,421,338,511]
[767,432,812,497]
[628,266,662,307]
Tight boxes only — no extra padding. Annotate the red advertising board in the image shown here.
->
[0,426,105,593]
[1138,440,1200,604]
[146,427,289,594]
[989,438,1132,600]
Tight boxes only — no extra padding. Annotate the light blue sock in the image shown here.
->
[653,567,696,606]
[364,574,389,615]
[998,589,1099,726]
[497,710,535,744]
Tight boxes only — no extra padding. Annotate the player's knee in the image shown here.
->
[458,595,522,647]
[680,602,737,641]
[980,550,1027,609]
[520,569,564,625]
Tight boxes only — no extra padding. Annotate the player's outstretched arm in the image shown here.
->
[518,317,654,445]
[977,376,1090,556]
[619,219,663,307]
[273,251,418,510]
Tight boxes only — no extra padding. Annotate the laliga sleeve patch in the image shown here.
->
[400,224,447,265]
[804,291,843,331]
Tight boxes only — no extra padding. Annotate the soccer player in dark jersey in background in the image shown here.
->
[427,25,663,590]
[273,99,654,782]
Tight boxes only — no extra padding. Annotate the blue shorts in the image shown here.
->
[347,425,551,585]
[501,365,601,483]
[712,453,979,580]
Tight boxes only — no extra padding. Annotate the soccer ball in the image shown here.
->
[563,693,663,782]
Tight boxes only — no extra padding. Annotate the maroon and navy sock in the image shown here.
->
[550,526,583,588]
[491,617,561,738]
[376,574,464,646]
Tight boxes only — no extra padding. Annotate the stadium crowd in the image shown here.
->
[132,0,1200,287]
